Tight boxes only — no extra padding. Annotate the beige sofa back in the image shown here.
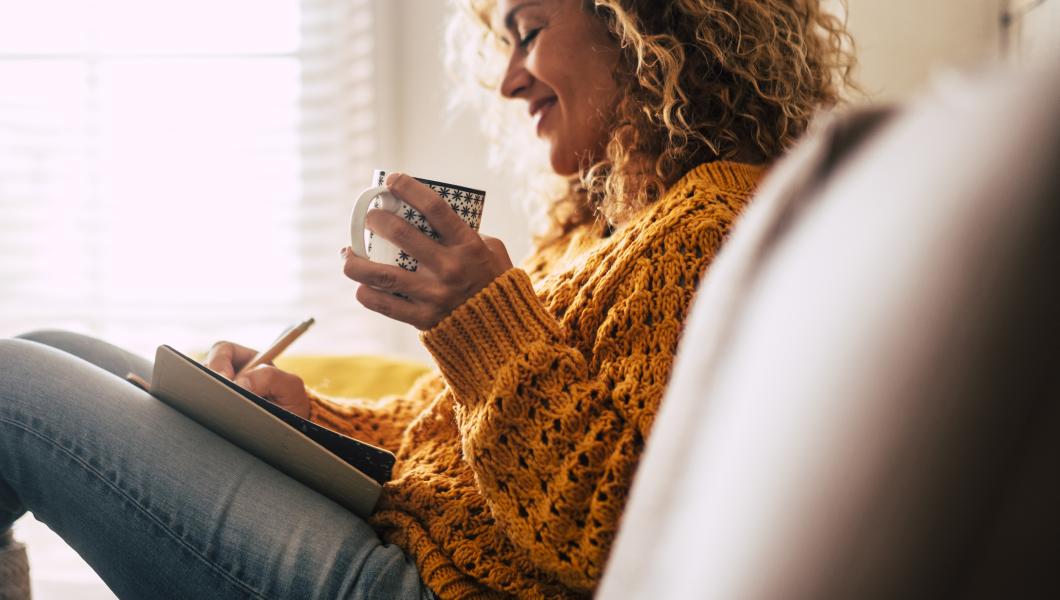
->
[599,59,1060,599]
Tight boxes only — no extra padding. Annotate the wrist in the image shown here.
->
[422,268,562,406]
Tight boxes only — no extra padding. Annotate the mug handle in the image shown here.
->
[349,185,397,258]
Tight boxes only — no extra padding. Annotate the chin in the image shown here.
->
[550,161,578,176]
[548,146,580,177]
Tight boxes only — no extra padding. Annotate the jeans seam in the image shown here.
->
[0,415,270,600]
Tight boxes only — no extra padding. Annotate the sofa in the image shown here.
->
[599,58,1060,598]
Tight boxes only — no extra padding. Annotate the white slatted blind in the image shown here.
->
[0,0,392,356]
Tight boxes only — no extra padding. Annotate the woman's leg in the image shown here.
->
[0,338,431,600]
[15,329,154,381]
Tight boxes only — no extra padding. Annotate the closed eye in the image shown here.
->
[518,27,541,49]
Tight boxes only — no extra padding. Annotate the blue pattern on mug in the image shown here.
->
[369,169,486,273]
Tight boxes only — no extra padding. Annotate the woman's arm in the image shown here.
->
[339,168,748,589]
[423,213,734,590]
[306,374,444,453]
[203,339,441,454]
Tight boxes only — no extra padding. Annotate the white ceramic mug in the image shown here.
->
[350,170,487,272]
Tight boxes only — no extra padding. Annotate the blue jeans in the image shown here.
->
[0,331,433,600]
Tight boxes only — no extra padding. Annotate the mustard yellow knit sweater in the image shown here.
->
[308,162,763,599]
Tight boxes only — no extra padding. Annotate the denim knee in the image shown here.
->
[1,336,57,373]
[11,330,152,383]
[0,337,41,385]
[15,328,81,347]
[0,337,87,417]
[0,340,38,527]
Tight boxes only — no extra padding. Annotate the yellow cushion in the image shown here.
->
[274,354,431,399]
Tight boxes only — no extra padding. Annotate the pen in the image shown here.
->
[126,372,151,392]
[235,317,315,378]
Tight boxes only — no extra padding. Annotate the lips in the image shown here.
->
[529,97,557,134]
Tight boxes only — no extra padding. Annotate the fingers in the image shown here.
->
[364,209,443,272]
[385,173,472,244]
[234,365,303,399]
[343,249,460,329]
[355,284,443,331]
[235,365,309,418]
[342,230,514,330]
[203,341,258,380]
[342,249,443,304]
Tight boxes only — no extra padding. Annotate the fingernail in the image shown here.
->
[340,246,351,258]
[235,377,249,388]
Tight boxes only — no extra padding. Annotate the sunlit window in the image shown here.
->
[0,0,382,356]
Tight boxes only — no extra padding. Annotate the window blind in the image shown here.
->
[0,0,393,357]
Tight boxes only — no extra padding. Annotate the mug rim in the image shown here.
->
[415,177,486,197]
[375,170,485,197]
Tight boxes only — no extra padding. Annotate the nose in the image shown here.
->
[499,51,532,99]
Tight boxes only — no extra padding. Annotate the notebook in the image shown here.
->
[149,345,395,518]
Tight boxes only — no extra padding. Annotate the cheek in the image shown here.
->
[587,49,620,106]
[576,71,619,142]
[590,76,618,116]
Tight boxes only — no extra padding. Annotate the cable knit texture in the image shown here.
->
[308,162,763,598]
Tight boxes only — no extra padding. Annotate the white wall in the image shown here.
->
[846,0,1003,101]
[1008,0,1060,63]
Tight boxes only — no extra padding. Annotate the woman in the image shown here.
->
[0,0,854,598]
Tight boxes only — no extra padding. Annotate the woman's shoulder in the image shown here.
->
[654,161,765,217]
[523,161,764,281]
[621,161,765,242]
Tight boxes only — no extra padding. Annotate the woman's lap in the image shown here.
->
[0,331,430,600]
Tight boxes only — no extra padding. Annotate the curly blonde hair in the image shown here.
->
[446,0,857,241]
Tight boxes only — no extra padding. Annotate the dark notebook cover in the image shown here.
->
[150,345,395,516]
[184,350,395,486]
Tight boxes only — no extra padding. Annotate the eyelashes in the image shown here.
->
[518,27,541,49]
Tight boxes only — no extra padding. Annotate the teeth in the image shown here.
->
[532,99,555,135]
[533,100,552,123]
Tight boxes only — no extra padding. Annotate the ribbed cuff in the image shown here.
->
[422,268,561,408]
[305,388,349,433]
[306,387,324,422]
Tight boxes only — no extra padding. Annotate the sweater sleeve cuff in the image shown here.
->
[306,387,324,422]
[421,268,562,407]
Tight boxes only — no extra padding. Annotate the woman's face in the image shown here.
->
[494,0,621,175]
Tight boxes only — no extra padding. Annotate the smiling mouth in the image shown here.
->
[530,97,557,133]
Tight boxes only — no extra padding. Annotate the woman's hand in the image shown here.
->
[342,173,514,331]
[203,341,310,418]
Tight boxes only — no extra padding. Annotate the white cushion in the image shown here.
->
[599,59,1060,600]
